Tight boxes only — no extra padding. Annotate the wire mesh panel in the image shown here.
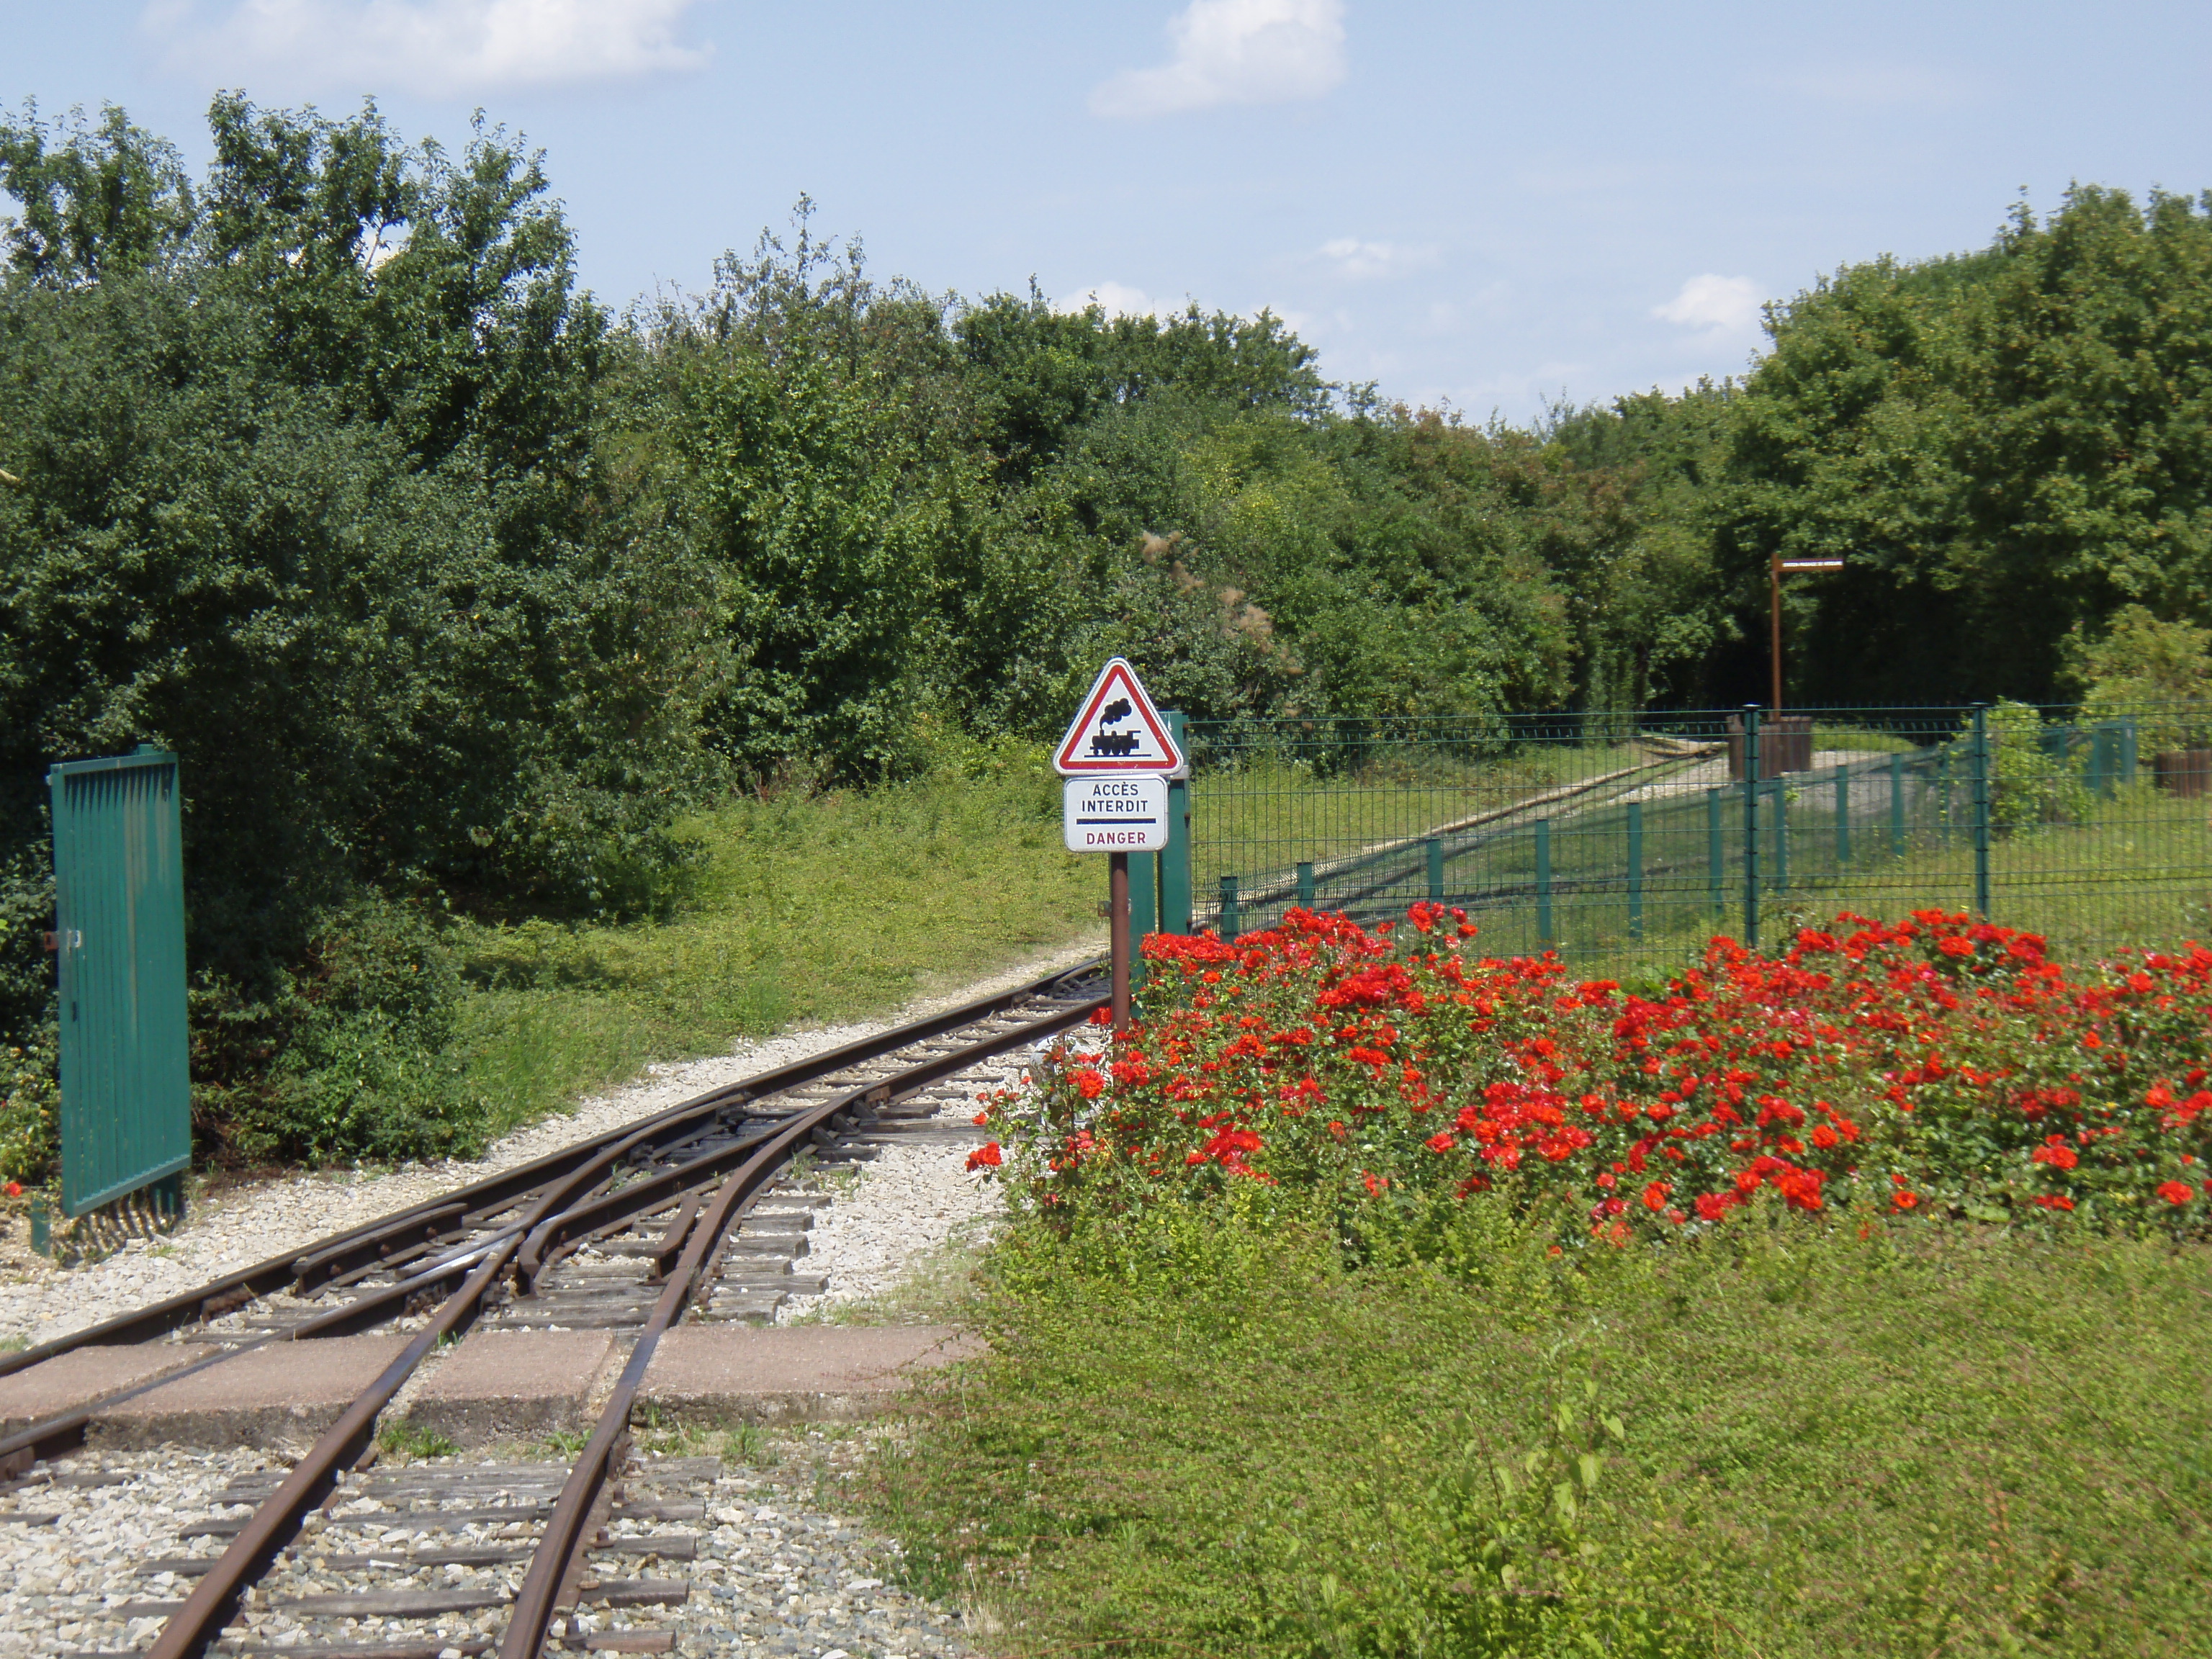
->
[48,746,191,1217]
[1184,706,2212,973]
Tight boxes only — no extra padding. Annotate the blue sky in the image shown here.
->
[7,1,2211,420]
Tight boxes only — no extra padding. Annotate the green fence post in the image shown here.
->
[1219,874,1240,943]
[1972,702,1992,917]
[1707,787,1724,917]
[1889,754,1905,858]
[1161,711,1192,933]
[1834,763,1851,866]
[1771,777,1789,891]
[1627,800,1644,943]
[1535,819,1554,948]
[1128,848,1156,991]
[1743,707,1761,950]
[1296,860,1315,909]
[1939,747,1954,840]
[1425,837,1444,903]
[2119,716,2138,786]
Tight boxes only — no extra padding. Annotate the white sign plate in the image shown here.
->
[1053,657,1186,777]
[1064,775,1170,853]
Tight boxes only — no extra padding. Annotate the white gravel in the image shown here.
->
[777,1087,1017,1323]
[0,939,1101,1352]
[0,1445,282,1655]
[778,1026,1108,1321]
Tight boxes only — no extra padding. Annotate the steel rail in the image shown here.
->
[0,956,1106,1382]
[137,1088,737,1659]
[495,989,1102,1659]
[132,968,1104,1659]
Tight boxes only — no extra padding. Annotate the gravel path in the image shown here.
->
[0,938,1100,1350]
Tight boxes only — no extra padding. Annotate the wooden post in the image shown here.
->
[1770,552,1784,715]
[1109,851,1131,1031]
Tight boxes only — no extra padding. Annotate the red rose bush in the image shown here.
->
[976,904,2212,1239]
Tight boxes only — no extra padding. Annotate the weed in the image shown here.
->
[541,1429,590,1457]
[377,1419,459,1460]
[721,1422,779,1467]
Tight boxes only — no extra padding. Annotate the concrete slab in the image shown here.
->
[405,1329,617,1447]
[639,1325,984,1422]
[90,1332,411,1450]
[0,1343,222,1437]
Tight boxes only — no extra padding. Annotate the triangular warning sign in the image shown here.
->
[1054,657,1186,776]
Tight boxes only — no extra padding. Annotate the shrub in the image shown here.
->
[980,904,2212,1245]
[1987,698,2090,829]
[199,896,488,1166]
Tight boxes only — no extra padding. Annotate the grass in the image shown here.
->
[860,1200,2212,1657]
[451,757,1102,1139]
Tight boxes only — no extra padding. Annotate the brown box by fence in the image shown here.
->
[2154,750,2212,797]
[1727,715,1812,780]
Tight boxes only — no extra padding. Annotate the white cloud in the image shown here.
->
[1091,0,1346,120]
[143,0,709,96]
[1653,274,1764,334]
[1316,236,1434,280]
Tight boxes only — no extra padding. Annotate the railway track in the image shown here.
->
[0,958,1107,1659]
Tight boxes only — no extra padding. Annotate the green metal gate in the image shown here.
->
[48,746,190,1217]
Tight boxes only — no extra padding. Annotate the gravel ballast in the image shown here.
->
[0,1434,986,1659]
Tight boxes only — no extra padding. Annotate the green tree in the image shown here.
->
[1724,186,2212,704]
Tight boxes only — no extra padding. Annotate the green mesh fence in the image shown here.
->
[1184,706,2212,973]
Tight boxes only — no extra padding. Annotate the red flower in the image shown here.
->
[1088,1007,1113,1025]
[1424,1131,1455,1154]
[2157,1180,2194,1207]
[971,1111,990,1126]
[2031,1193,2074,1211]
[965,1143,1003,1171]
[1640,1181,1669,1212]
[2031,1136,2078,1171]
[1072,1069,1106,1100]
[1938,937,1975,958]
[1891,1190,1919,1211]
[2,1182,18,1198]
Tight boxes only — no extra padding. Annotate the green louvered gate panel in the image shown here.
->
[48,747,190,1217]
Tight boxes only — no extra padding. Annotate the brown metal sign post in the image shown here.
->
[1771,554,1845,711]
